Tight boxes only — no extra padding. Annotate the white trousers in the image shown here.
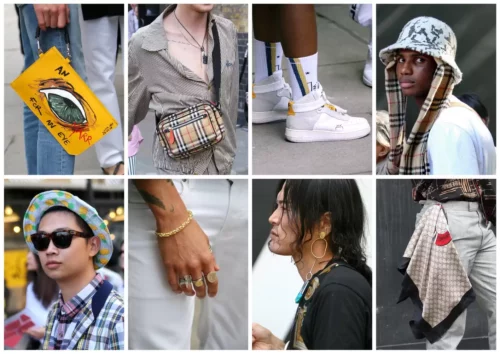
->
[79,13,124,168]
[128,179,248,349]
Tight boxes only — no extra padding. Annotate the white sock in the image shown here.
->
[286,52,318,101]
[254,39,283,83]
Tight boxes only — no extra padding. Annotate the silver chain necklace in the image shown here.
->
[174,10,208,64]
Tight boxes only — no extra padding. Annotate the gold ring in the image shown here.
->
[193,277,204,287]
[206,271,217,284]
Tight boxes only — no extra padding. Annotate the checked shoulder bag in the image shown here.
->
[156,21,225,159]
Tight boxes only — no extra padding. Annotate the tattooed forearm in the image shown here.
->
[165,180,175,212]
[137,189,166,210]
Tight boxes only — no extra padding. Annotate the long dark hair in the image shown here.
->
[27,254,58,308]
[276,179,372,286]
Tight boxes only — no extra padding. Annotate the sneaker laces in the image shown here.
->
[316,86,348,114]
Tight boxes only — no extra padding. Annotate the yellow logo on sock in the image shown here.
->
[288,101,295,116]
[252,84,256,99]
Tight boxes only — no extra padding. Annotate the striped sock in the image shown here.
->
[254,39,283,83]
[286,52,318,101]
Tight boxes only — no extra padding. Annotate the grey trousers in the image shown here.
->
[416,200,496,350]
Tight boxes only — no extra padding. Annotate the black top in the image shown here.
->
[81,5,124,21]
[287,260,372,350]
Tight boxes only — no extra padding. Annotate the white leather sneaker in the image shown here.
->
[252,71,292,124]
[285,83,371,142]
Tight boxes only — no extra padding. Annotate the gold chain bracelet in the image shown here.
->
[155,210,193,238]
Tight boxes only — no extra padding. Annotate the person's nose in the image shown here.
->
[268,208,280,226]
[45,239,59,255]
[400,60,412,76]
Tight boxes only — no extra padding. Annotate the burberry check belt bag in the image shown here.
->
[156,21,225,159]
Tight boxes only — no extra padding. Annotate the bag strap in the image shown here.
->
[35,26,71,58]
[239,45,247,85]
[211,19,222,104]
[91,280,113,319]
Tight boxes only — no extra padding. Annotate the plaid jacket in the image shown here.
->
[42,275,125,350]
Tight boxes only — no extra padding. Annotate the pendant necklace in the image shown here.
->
[174,10,208,64]
[295,260,316,304]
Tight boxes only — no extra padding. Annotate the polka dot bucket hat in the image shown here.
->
[23,190,113,270]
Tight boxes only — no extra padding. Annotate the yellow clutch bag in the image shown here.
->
[10,27,118,155]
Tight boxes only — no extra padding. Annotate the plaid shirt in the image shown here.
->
[42,273,125,350]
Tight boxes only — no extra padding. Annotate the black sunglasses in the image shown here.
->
[31,230,94,251]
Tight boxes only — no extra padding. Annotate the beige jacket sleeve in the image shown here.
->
[128,35,151,134]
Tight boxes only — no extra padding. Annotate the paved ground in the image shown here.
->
[4,5,123,175]
[252,5,372,175]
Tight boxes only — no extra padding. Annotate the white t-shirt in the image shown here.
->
[427,96,496,175]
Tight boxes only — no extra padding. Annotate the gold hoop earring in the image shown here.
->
[311,231,328,259]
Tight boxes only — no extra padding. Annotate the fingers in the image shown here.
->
[203,262,219,298]
[34,5,69,31]
[190,266,207,299]
[57,5,67,28]
[34,6,47,31]
[165,264,182,294]
[49,6,58,28]
[43,8,52,31]
[177,268,195,297]
[252,322,266,339]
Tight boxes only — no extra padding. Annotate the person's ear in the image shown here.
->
[88,236,101,257]
[319,212,332,236]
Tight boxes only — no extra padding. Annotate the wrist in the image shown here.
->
[156,210,192,235]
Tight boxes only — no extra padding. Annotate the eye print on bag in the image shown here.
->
[31,78,97,130]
